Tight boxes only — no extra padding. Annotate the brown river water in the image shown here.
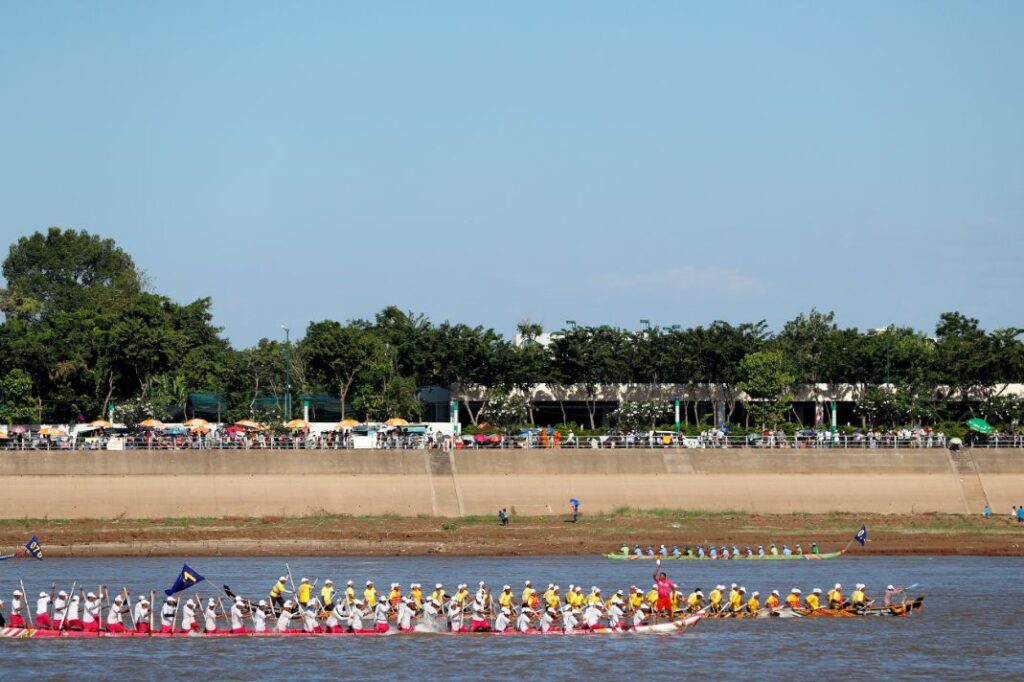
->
[0,556,1019,680]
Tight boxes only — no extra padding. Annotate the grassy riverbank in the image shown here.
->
[1,510,1021,557]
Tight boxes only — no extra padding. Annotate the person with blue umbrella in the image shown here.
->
[569,498,580,523]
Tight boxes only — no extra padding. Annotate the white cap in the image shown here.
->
[834,583,842,589]
[366,580,373,585]
[594,587,601,593]
[813,588,822,594]
[792,588,801,594]
[140,598,149,605]
[752,591,760,597]
[301,577,309,583]
[739,586,746,592]
[284,600,294,608]
[39,592,48,598]
[136,595,144,601]
[524,580,532,585]
[114,596,123,603]
[479,581,485,587]
[258,600,267,607]
[86,592,95,598]
[13,589,22,596]
[347,580,353,586]
[771,590,780,595]
[887,585,895,590]
[208,598,216,606]
[391,583,399,588]
[279,576,287,582]
[324,579,333,585]
[731,583,737,588]
[59,591,68,597]
[502,585,510,590]
[435,583,443,589]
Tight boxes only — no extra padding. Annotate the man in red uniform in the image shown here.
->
[652,560,677,618]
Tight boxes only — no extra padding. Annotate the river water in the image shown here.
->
[1,556,1019,680]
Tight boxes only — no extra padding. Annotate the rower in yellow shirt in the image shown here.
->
[454,584,469,606]
[805,588,822,610]
[826,583,844,609]
[296,577,313,607]
[746,591,760,614]
[728,587,744,613]
[432,583,446,604]
[521,581,535,606]
[727,584,739,609]
[588,587,603,605]
[320,579,334,607]
[850,583,870,609]
[410,584,423,608]
[708,585,724,613]
[629,587,644,611]
[645,584,659,607]
[498,585,514,609]
[545,586,561,610]
[785,588,802,609]
[541,585,554,607]
[388,583,402,607]
[345,580,356,605]
[269,575,289,610]
[766,590,781,612]
[686,589,703,612]
[363,580,378,607]
[570,586,584,608]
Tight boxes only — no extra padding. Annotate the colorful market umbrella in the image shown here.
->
[335,419,360,430]
[138,419,165,429]
[234,420,265,430]
[966,418,994,435]
[38,426,68,437]
[384,418,409,426]
[0,431,8,439]
[89,420,113,428]
[285,419,310,429]
[184,418,210,428]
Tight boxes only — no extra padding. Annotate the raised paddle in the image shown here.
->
[122,587,136,631]
[58,580,77,632]
[19,579,34,629]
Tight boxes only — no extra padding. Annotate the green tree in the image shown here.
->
[738,350,795,429]
[302,321,382,419]
[0,369,36,423]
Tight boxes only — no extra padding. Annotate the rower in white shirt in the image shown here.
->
[395,597,415,632]
[493,607,512,632]
[134,596,151,633]
[36,590,53,629]
[52,590,69,630]
[540,607,556,632]
[275,600,298,633]
[562,606,579,633]
[253,601,269,633]
[180,598,198,632]
[230,597,249,634]
[607,600,624,629]
[632,603,650,629]
[106,595,129,633]
[160,597,177,633]
[204,598,220,633]
[349,600,366,632]
[301,601,321,633]
[66,595,82,630]
[516,606,534,632]
[372,599,390,633]
[81,592,101,633]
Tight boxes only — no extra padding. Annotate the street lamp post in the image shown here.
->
[640,319,651,331]
[281,325,292,421]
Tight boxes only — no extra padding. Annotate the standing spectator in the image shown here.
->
[983,505,991,518]
[570,498,580,524]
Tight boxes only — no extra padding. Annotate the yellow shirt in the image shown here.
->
[297,583,312,603]
[569,592,584,608]
[498,592,513,608]
[827,589,842,606]
[388,589,401,605]
[522,587,535,604]
[630,593,643,609]
[364,588,377,607]
[411,588,423,608]
[785,594,801,609]
[454,589,469,605]
[432,589,446,604]
[270,581,287,598]
[541,589,553,605]
[747,597,760,612]
[645,589,658,605]
[545,592,560,609]
[708,589,722,606]
[345,586,355,604]
[686,592,701,608]
[851,589,865,605]
[587,592,601,605]
[727,589,738,605]
[728,593,742,611]
[805,594,820,610]
[321,586,334,605]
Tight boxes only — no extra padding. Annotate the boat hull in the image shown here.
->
[605,551,843,561]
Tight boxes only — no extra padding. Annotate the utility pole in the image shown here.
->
[281,325,292,421]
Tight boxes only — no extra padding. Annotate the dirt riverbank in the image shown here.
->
[2,511,1021,558]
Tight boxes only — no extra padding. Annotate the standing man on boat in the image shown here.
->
[269,576,289,612]
[9,589,26,628]
[652,559,677,618]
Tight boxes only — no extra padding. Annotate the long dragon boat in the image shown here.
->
[604,551,844,561]
[0,615,702,639]
[699,598,924,619]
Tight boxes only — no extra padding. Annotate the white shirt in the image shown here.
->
[82,599,99,623]
[11,596,23,615]
[583,605,601,628]
[374,601,389,624]
[276,610,294,632]
[563,611,578,632]
[67,598,80,620]
[181,602,197,629]
[516,612,532,631]
[161,603,176,627]
[36,595,50,615]
[134,602,148,624]
[350,606,365,631]
[53,596,67,620]
[608,603,623,627]
[107,604,124,625]
[540,612,554,632]
[396,603,413,630]
[253,608,267,632]
[205,607,218,631]
[494,611,510,631]
[632,610,646,628]
[230,603,244,630]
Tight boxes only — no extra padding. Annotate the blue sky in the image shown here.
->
[1,2,1021,346]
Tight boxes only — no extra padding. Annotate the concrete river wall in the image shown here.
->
[0,449,1020,519]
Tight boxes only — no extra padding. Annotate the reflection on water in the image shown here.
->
[1,556,1020,680]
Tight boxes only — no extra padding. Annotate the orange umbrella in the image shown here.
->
[335,419,360,430]
[234,420,265,430]
[89,420,113,428]
[39,426,68,437]
[138,419,165,429]
[384,418,409,426]
[285,419,310,429]
[184,418,210,428]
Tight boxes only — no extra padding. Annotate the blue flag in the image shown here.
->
[854,525,868,546]
[24,536,43,560]
[164,564,204,596]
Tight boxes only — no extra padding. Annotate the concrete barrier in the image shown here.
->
[0,448,1019,518]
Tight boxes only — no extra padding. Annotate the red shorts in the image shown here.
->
[160,625,173,633]
[374,622,389,633]
[107,623,125,633]
[35,614,52,629]
[83,620,99,632]
[189,622,200,632]
[656,596,672,611]
[136,623,151,633]
[10,615,25,628]
[231,627,251,634]
[67,619,82,630]
[470,619,491,632]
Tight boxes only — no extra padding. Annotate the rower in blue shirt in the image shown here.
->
[659,545,668,557]
[782,545,792,556]
[744,546,753,557]
[732,545,740,557]
[633,544,643,556]
[646,546,655,556]
[721,546,730,559]
[709,546,718,559]
[697,546,706,558]
[757,545,765,557]
[672,545,681,557]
